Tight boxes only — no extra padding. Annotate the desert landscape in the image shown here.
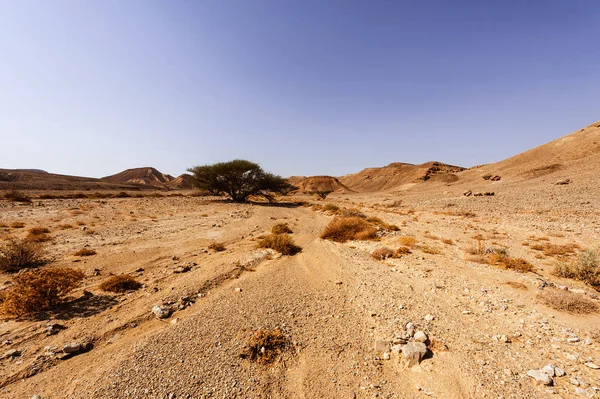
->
[0,121,599,399]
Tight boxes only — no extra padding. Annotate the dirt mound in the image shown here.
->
[166,174,197,190]
[102,167,175,187]
[339,161,465,192]
[289,175,354,193]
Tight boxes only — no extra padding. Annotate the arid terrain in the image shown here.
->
[1,121,600,399]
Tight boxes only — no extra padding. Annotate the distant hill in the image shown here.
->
[288,175,354,193]
[102,167,175,187]
[339,161,466,192]
[166,174,197,190]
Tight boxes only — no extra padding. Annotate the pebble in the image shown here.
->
[151,305,171,319]
[413,331,428,343]
[62,342,81,354]
[542,364,555,377]
[424,314,435,321]
[584,362,599,369]
[2,349,21,359]
[234,287,242,292]
[383,352,390,360]
[402,342,427,367]
[526,369,553,386]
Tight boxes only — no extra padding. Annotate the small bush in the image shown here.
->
[242,328,287,363]
[394,246,412,256]
[540,288,598,314]
[531,243,580,257]
[208,242,226,252]
[482,174,492,180]
[99,275,142,293]
[0,239,45,272]
[28,227,50,235]
[1,268,84,317]
[258,234,301,255]
[271,223,293,234]
[74,248,97,257]
[58,224,74,230]
[340,208,366,218]
[500,257,535,273]
[320,217,377,243]
[420,245,441,255]
[553,249,600,289]
[25,232,52,242]
[398,236,417,247]
[371,247,394,260]
[4,190,31,203]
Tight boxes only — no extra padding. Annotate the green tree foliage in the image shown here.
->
[187,160,294,202]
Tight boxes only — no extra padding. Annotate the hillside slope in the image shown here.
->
[102,167,175,187]
[289,175,354,193]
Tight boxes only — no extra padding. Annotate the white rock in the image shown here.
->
[424,314,435,321]
[402,342,427,367]
[405,322,415,337]
[383,352,390,360]
[542,364,555,377]
[584,362,600,369]
[414,331,428,343]
[575,387,595,398]
[151,305,171,319]
[391,344,402,355]
[527,370,553,386]
[568,337,580,343]
[554,367,566,377]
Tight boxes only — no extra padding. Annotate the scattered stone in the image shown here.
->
[584,362,600,370]
[416,385,435,396]
[32,395,43,399]
[383,352,390,360]
[555,367,566,377]
[135,267,145,273]
[527,369,553,386]
[542,364,556,377]
[405,322,415,337]
[402,342,427,367]
[413,331,428,343]
[334,280,343,285]
[391,344,403,355]
[424,314,435,321]
[173,266,191,274]
[171,318,180,325]
[462,310,472,315]
[568,337,580,343]
[463,190,473,197]
[555,179,571,185]
[45,323,65,336]
[62,342,81,354]
[499,334,510,343]
[108,334,121,344]
[575,387,595,398]
[152,305,171,319]
[570,378,581,386]
[234,287,242,293]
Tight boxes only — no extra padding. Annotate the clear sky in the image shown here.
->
[1,0,599,178]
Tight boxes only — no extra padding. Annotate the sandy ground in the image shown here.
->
[0,188,599,398]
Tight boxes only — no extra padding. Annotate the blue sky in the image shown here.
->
[1,0,599,178]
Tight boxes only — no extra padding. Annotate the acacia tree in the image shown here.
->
[187,160,294,202]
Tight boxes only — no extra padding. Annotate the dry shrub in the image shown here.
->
[208,242,226,252]
[242,328,287,363]
[532,243,580,257]
[320,217,377,243]
[258,234,301,255]
[371,247,394,260]
[28,227,50,235]
[420,245,441,255]
[1,268,84,317]
[366,217,400,231]
[10,221,25,229]
[394,246,412,256]
[540,288,598,314]
[0,239,45,272]
[500,257,534,273]
[398,236,417,247]
[99,275,142,293]
[271,223,293,234]
[4,190,31,203]
[26,232,52,243]
[553,250,600,290]
[58,224,73,230]
[322,203,340,212]
[74,248,97,257]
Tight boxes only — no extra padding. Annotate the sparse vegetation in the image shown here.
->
[187,160,294,202]
[371,247,394,260]
[366,217,400,231]
[320,217,378,243]
[1,268,85,317]
[258,234,301,255]
[74,248,97,257]
[398,236,417,247]
[531,243,580,257]
[314,190,333,200]
[420,245,441,255]
[553,249,600,290]
[271,223,293,234]
[394,246,412,256]
[4,190,32,203]
[0,239,45,272]
[99,274,142,293]
[322,203,340,212]
[10,221,25,229]
[208,242,226,252]
[540,288,598,314]
[242,328,288,363]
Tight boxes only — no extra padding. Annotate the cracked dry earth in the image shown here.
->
[0,194,599,398]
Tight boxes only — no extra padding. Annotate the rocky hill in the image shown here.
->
[288,175,354,193]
